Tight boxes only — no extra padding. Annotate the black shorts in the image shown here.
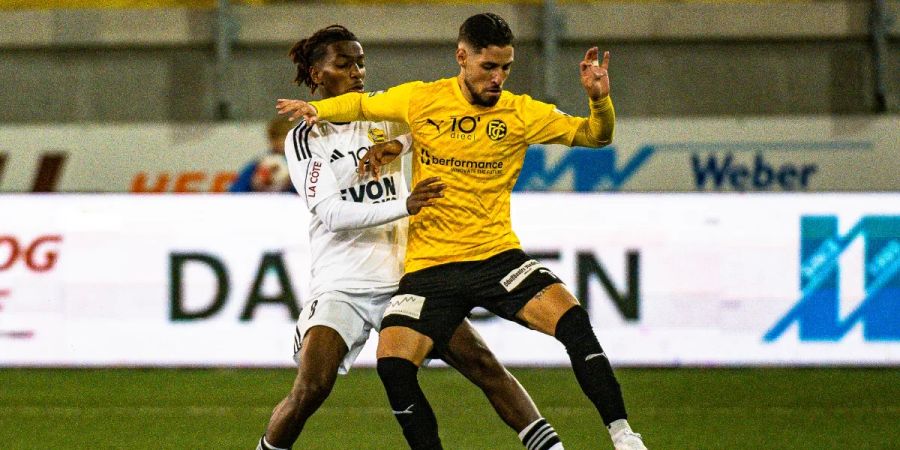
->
[381,249,562,352]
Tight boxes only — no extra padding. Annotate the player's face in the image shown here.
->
[314,40,366,99]
[458,44,513,107]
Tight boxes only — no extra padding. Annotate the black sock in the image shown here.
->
[377,357,443,449]
[555,306,627,426]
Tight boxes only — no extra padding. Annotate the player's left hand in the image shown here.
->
[579,47,611,101]
[276,98,319,124]
[406,177,445,215]
[358,139,403,178]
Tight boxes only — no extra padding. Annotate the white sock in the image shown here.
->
[518,418,542,441]
[608,418,633,441]
[258,436,289,450]
[518,417,563,450]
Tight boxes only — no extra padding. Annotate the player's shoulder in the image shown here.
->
[503,91,560,115]
[408,78,455,96]
[285,119,331,162]
[365,79,434,100]
[404,78,461,111]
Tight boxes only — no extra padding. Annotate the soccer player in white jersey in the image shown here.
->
[277,14,647,450]
[256,25,561,450]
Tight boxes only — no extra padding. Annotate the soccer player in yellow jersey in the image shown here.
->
[277,13,647,450]
[258,24,554,450]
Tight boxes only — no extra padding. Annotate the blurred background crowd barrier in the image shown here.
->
[0,1,897,368]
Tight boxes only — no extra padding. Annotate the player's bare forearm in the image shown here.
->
[357,140,403,178]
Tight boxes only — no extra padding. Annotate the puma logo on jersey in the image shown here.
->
[426,118,443,132]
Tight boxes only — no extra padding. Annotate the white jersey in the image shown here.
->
[286,120,410,298]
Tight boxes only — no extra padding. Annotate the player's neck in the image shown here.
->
[456,73,476,105]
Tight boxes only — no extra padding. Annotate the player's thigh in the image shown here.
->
[376,325,434,366]
[377,269,470,364]
[515,283,580,336]
[294,290,379,375]
[474,249,574,334]
[292,325,348,389]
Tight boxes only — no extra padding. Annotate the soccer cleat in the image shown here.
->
[611,429,647,450]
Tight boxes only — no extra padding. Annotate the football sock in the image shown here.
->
[518,418,563,450]
[377,357,443,449]
[554,306,627,426]
[257,436,289,450]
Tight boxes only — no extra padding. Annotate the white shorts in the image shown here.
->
[293,285,394,374]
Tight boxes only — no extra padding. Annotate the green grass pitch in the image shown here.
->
[1,367,897,449]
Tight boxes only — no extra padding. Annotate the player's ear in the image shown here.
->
[455,46,467,68]
[309,66,321,86]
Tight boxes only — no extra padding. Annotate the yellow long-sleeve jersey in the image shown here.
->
[310,77,614,273]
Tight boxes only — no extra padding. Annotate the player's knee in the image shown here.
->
[554,306,603,357]
[377,356,419,388]
[290,373,336,406]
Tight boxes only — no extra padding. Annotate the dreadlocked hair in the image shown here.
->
[288,25,358,94]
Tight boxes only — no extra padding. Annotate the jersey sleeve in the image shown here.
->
[285,123,340,211]
[310,82,419,125]
[312,195,409,233]
[520,95,585,146]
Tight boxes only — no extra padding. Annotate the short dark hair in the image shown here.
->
[458,13,514,52]
[288,25,358,93]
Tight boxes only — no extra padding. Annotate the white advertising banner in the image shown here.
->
[1,116,898,193]
[0,194,898,367]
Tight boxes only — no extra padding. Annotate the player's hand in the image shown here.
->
[579,47,611,101]
[406,177,444,215]
[358,140,403,178]
[276,98,319,124]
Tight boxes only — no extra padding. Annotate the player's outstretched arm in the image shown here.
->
[406,177,445,215]
[579,47,611,101]
[571,47,615,147]
[276,99,319,124]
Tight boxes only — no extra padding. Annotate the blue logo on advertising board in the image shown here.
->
[515,141,870,192]
[764,216,900,342]
[514,145,653,192]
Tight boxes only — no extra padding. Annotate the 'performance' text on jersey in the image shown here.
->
[311,78,614,273]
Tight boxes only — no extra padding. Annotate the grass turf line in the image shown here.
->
[1,367,897,449]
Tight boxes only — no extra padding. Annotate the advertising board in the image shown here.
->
[1,194,897,366]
